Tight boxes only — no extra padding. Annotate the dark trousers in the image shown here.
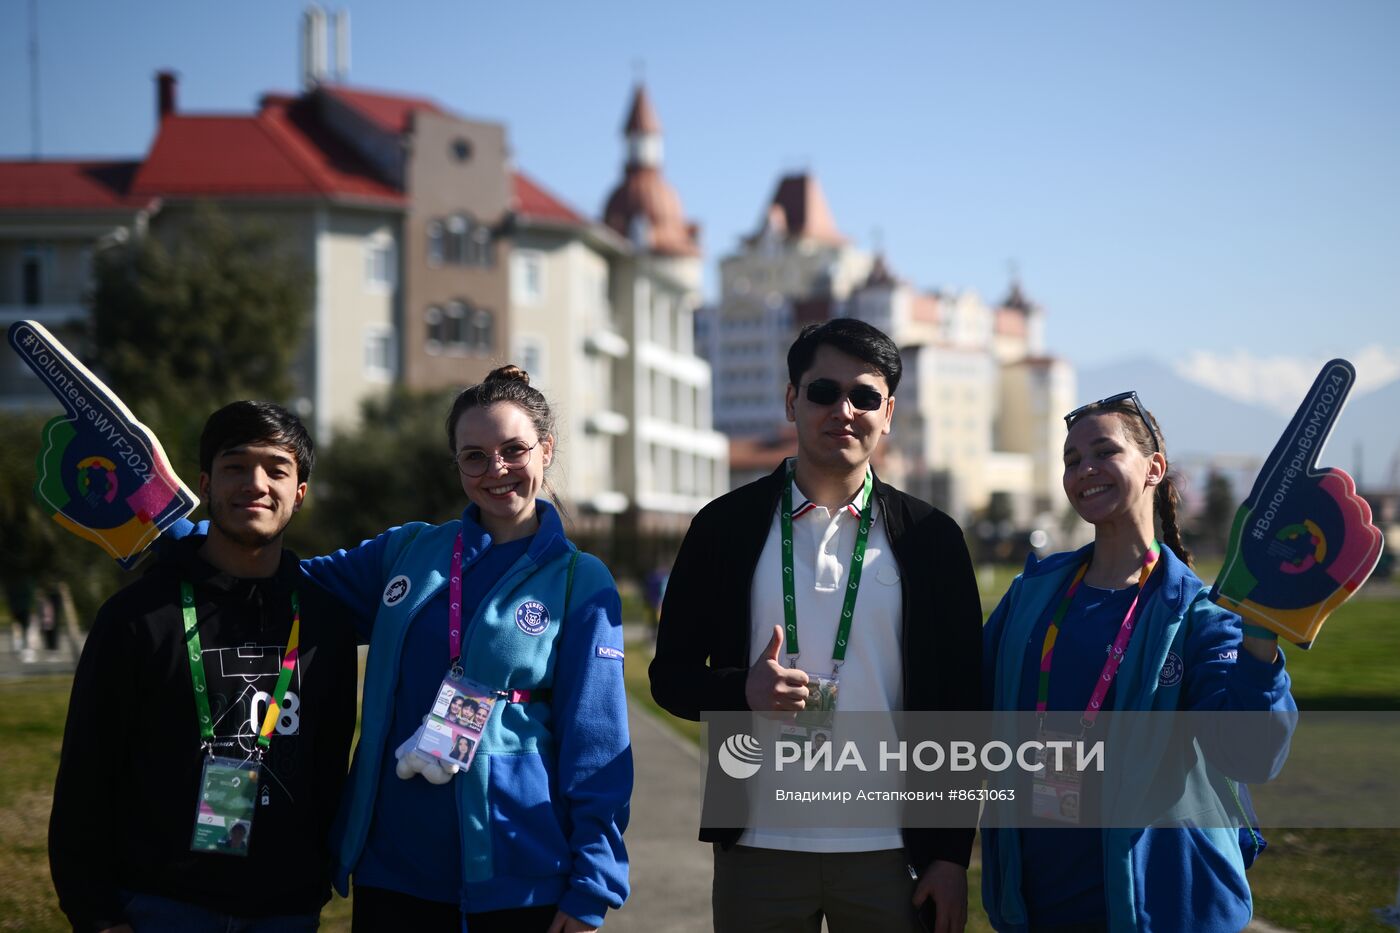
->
[351,885,558,933]
[712,845,922,933]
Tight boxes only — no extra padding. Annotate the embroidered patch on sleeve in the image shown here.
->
[596,646,625,661]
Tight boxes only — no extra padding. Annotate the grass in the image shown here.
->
[0,672,355,933]
[6,579,1396,931]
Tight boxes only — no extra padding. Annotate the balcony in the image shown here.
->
[584,330,629,359]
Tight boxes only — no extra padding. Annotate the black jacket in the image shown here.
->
[649,462,983,869]
[49,536,362,931]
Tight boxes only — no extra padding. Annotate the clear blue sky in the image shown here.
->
[2,0,1397,381]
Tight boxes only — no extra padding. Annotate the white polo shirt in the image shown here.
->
[737,463,905,852]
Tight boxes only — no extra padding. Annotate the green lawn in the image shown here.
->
[0,672,354,932]
[6,580,1396,932]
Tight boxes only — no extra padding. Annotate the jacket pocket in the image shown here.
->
[486,751,571,878]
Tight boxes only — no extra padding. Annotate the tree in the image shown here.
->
[1199,470,1236,555]
[88,202,311,474]
[0,412,121,627]
[288,388,466,557]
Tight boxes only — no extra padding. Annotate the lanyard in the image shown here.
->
[180,581,301,753]
[780,465,875,673]
[1035,541,1160,729]
[449,532,465,671]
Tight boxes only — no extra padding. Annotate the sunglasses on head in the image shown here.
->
[801,379,887,412]
[1063,390,1161,452]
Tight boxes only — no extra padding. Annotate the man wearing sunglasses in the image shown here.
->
[651,318,983,932]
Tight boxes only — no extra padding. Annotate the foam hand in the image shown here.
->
[1211,359,1384,648]
[394,721,460,785]
[7,321,197,569]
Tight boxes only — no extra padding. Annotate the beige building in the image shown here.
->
[316,86,513,392]
[699,170,1075,525]
[125,80,406,439]
[0,162,156,410]
[699,173,873,436]
[508,86,726,535]
[0,76,405,442]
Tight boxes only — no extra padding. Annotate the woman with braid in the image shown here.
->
[981,392,1296,932]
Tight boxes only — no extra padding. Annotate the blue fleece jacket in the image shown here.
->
[981,544,1296,933]
[301,501,632,927]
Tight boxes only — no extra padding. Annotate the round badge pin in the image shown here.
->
[383,575,411,607]
[1158,651,1184,687]
[515,600,550,636]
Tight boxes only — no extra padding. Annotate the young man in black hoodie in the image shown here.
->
[651,319,983,932]
[49,401,363,932]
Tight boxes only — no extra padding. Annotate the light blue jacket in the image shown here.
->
[303,501,631,926]
[981,544,1296,932]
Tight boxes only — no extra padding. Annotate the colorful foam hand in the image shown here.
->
[1210,359,1384,648]
[6,320,198,569]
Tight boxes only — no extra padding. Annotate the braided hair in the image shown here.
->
[1069,401,1194,568]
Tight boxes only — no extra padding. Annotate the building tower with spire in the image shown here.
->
[698,171,874,440]
[590,84,726,535]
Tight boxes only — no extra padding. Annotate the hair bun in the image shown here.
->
[484,364,530,386]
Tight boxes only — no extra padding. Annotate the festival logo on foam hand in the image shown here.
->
[1210,359,1384,648]
[6,320,198,569]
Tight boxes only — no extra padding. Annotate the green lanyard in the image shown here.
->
[780,465,875,673]
[180,581,301,754]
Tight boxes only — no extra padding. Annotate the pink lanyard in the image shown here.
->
[1036,541,1161,730]
[447,531,532,704]
[449,532,464,669]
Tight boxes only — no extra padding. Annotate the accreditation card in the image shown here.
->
[191,755,260,856]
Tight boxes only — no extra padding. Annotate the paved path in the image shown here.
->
[609,704,711,933]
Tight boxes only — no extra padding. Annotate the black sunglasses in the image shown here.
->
[1063,390,1161,452]
[801,379,887,412]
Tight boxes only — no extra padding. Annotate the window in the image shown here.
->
[365,231,396,291]
[364,326,396,381]
[425,306,445,354]
[451,137,472,163]
[445,216,467,265]
[427,222,445,267]
[434,214,492,268]
[427,302,494,355]
[515,335,545,384]
[513,251,544,305]
[21,245,45,306]
[466,226,492,267]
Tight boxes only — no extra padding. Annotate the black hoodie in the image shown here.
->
[49,535,362,931]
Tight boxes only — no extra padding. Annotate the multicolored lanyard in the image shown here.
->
[780,465,875,673]
[1035,541,1161,730]
[180,581,301,754]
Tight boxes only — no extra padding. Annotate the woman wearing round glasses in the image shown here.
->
[301,366,630,933]
[980,392,1296,932]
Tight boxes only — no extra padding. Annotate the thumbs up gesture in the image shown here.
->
[745,625,811,712]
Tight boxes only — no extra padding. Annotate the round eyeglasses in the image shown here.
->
[453,441,539,477]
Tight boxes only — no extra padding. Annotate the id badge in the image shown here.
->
[1031,729,1083,824]
[789,672,839,739]
[413,671,498,772]
[191,756,260,856]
